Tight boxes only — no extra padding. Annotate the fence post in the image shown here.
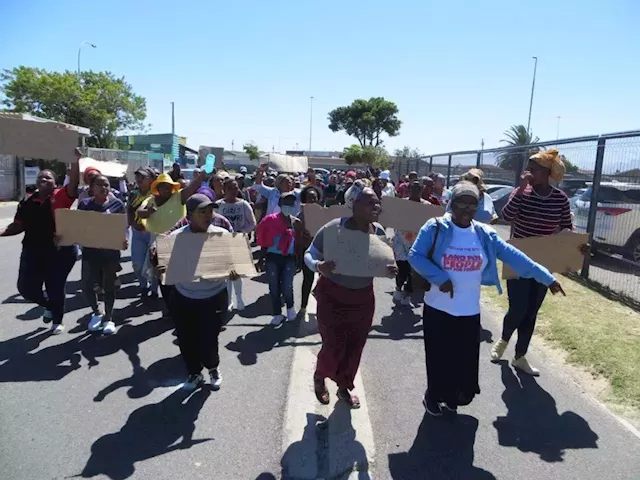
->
[581,137,606,278]
[429,156,433,172]
[415,158,420,173]
[476,151,482,168]
[446,154,452,187]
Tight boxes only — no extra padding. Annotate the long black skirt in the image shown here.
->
[423,304,481,406]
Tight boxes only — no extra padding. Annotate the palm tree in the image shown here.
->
[497,125,540,171]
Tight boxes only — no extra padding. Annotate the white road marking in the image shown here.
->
[281,299,376,479]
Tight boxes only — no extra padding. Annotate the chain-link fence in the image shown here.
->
[394,130,640,307]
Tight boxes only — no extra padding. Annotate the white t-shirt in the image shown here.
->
[215,199,256,233]
[424,223,487,317]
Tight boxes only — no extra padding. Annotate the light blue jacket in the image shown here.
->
[408,215,556,294]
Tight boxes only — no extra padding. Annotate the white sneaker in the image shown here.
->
[512,356,540,376]
[209,369,222,390]
[393,290,404,302]
[88,314,104,332]
[400,296,415,308]
[235,298,245,311]
[102,321,116,335]
[182,373,205,391]
[286,307,297,321]
[491,339,509,361]
[51,324,65,335]
[42,309,54,324]
[270,314,285,327]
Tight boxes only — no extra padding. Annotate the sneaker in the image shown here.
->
[393,290,404,302]
[182,373,205,391]
[209,369,222,390]
[102,321,116,335]
[42,309,54,324]
[491,339,509,362]
[286,307,297,321]
[400,296,415,308]
[51,324,65,335]
[512,356,540,376]
[270,314,285,327]
[235,298,245,311]
[88,313,104,332]
[422,394,443,417]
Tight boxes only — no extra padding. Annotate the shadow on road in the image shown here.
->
[493,362,599,462]
[388,413,495,479]
[372,304,422,340]
[79,388,212,480]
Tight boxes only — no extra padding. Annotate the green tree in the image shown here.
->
[243,143,260,162]
[497,124,540,171]
[394,146,421,160]
[560,154,580,173]
[328,97,401,147]
[342,144,390,168]
[0,66,147,148]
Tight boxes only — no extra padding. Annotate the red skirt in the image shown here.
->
[314,276,375,390]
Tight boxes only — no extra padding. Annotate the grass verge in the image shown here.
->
[482,264,640,415]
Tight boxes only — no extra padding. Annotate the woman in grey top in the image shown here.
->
[304,180,397,408]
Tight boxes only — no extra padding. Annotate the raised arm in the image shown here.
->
[180,170,207,203]
[64,148,82,198]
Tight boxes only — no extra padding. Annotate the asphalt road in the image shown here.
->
[1,228,640,479]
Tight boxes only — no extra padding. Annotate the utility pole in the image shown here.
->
[171,102,175,135]
[526,56,538,135]
[77,41,97,77]
[231,139,235,150]
[556,116,562,141]
[309,96,314,152]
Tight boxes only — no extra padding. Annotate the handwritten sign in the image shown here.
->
[323,225,394,277]
[156,231,257,285]
[502,231,589,279]
[379,196,445,233]
[55,210,127,249]
[303,203,351,236]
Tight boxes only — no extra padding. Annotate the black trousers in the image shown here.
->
[171,288,228,375]
[82,259,119,322]
[301,263,315,309]
[501,278,548,357]
[395,260,413,293]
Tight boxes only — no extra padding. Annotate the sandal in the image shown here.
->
[337,389,361,409]
[314,377,330,405]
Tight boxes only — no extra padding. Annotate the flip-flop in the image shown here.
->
[314,378,330,405]
[337,389,361,409]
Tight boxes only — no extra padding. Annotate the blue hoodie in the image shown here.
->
[408,215,555,294]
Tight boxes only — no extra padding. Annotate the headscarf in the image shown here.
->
[529,148,566,182]
[460,168,486,192]
[344,179,367,210]
[83,167,101,184]
[451,181,480,202]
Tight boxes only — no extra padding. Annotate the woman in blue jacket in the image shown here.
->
[408,181,565,417]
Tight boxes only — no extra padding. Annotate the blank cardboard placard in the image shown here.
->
[502,231,589,279]
[55,210,127,249]
[303,203,351,236]
[0,117,78,162]
[80,157,128,179]
[323,225,395,277]
[156,232,257,285]
[379,196,445,233]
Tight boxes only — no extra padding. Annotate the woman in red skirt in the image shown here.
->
[304,180,397,408]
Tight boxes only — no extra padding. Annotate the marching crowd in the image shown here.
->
[0,148,586,416]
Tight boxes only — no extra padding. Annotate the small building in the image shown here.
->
[117,133,198,170]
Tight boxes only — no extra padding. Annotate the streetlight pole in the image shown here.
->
[526,56,538,135]
[77,41,97,76]
[556,116,562,141]
[309,96,314,153]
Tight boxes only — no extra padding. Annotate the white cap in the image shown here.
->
[239,166,247,173]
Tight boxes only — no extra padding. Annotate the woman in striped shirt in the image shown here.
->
[491,149,585,376]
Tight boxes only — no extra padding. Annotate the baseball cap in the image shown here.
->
[239,166,248,174]
[186,193,214,213]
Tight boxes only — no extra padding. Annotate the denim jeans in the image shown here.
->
[17,245,77,325]
[266,253,295,314]
[131,228,157,293]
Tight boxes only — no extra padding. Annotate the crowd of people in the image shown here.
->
[0,148,587,416]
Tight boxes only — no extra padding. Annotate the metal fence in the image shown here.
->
[394,130,640,307]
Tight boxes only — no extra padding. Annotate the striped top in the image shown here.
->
[502,185,572,238]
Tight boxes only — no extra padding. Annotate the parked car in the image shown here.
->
[489,186,515,221]
[560,178,590,198]
[569,188,587,211]
[573,182,640,262]
[485,184,510,195]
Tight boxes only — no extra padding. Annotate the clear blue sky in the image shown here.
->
[2,0,639,158]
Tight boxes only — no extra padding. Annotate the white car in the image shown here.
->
[573,182,640,262]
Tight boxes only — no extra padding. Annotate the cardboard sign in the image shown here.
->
[156,232,257,285]
[0,116,78,162]
[55,209,127,249]
[303,203,351,236]
[502,231,589,279]
[79,157,128,179]
[379,196,445,233]
[323,225,395,277]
